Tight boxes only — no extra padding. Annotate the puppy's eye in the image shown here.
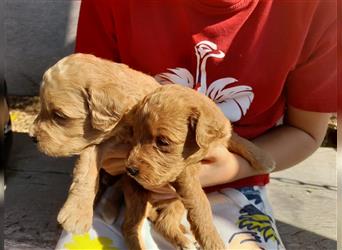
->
[155,136,170,148]
[52,111,67,121]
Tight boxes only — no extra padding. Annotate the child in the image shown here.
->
[56,1,336,249]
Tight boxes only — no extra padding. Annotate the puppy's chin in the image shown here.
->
[37,140,84,157]
[130,173,176,191]
[135,180,165,191]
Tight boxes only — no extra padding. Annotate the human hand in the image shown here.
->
[199,144,260,187]
[101,143,131,176]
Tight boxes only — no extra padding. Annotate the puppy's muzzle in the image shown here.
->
[126,166,139,176]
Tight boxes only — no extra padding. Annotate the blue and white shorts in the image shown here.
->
[56,186,285,250]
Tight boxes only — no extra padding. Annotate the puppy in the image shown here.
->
[30,53,159,233]
[31,53,159,157]
[123,84,275,250]
[30,54,194,248]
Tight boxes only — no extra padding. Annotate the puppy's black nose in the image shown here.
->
[126,166,139,176]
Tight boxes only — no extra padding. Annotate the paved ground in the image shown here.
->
[267,147,337,250]
[5,132,337,249]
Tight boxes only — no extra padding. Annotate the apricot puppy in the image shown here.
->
[30,53,159,233]
[125,84,275,250]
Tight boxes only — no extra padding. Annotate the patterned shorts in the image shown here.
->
[56,186,285,250]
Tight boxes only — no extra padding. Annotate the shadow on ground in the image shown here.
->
[276,221,336,250]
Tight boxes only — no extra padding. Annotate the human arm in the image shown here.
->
[200,1,336,188]
[198,105,331,187]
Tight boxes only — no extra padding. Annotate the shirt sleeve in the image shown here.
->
[75,0,120,62]
[286,3,337,113]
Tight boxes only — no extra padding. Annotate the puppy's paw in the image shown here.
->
[57,195,93,234]
[253,154,276,173]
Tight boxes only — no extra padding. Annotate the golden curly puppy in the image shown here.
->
[124,84,275,250]
[31,53,158,156]
[30,53,159,234]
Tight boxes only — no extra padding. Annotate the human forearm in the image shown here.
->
[252,125,324,172]
[252,106,330,172]
[199,106,331,187]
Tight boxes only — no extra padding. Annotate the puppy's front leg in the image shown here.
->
[173,167,225,250]
[152,200,193,249]
[57,146,99,234]
[121,175,150,250]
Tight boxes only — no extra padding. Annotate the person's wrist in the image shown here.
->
[199,151,236,187]
[199,152,260,188]
[233,153,262,180]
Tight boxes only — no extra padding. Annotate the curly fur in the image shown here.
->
[31,53,158,156]
[124,84,275,250]
[30,53,159,234]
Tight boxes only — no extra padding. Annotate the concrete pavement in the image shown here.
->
[5,132,337,249]
[268,147,336,250]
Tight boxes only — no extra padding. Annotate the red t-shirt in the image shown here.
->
[75,0,337,190]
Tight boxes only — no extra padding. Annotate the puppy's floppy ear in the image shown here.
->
[183,113,200,159]
[86,85,125,132]
[189,108,226,149]
[184,107,226,156]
